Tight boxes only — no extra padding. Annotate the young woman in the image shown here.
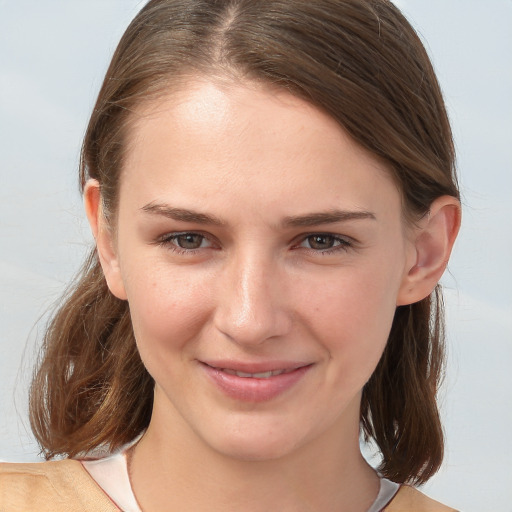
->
[0,1,461,510]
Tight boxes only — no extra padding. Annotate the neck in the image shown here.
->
[130,395,379,512]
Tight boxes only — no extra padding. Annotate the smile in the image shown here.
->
[219,368,296,378]
[201,362,313,402]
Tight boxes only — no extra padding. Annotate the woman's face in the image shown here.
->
[107,78,417,460]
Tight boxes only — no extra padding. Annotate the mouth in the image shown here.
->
[215,367,299,379]
[200,361,313,402]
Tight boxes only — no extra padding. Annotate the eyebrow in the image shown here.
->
[141,203,226,226]
[282,210,376,227]
[141,203,376,227]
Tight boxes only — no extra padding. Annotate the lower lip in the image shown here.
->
[201,364,312,403]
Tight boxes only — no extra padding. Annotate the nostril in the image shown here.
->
[214,302,292,346]
[213,260,292,345]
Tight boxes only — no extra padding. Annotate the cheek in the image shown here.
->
[297,263,401,383]
[122,261,213,357]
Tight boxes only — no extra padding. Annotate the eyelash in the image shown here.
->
[294,233,353,254]
[156,232,354,255]
[156,231,216,255]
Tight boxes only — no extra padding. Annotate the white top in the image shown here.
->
[81,450,399,512]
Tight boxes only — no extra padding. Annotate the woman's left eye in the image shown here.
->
[298,234,352,252]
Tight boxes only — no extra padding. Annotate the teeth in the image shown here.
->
[240,370,273,378]
[222,368,289,378]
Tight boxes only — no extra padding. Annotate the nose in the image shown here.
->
[213,251,292,346]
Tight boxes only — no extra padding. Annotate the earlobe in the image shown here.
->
[397,196,461,306]
[83,179,127,300]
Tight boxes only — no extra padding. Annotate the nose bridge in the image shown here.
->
[215,247,291,345]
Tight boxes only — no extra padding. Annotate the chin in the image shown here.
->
[205,426,303,463]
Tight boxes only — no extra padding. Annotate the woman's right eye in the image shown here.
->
[158,232,213,252]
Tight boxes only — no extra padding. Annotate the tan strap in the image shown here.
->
[0,460,119,511]
[384,485,458,512]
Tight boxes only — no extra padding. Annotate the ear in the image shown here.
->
[84,179,127,300]
[397,196,461,306]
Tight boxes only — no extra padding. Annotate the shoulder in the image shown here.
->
[0,459,119,511]
[384,484,458,512]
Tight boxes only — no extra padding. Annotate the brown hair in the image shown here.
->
[30,0,459,485]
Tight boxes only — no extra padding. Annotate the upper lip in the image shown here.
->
[200,360,312,373]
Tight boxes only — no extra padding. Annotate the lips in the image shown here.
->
[220,367,297,378]
[200,361,312,402]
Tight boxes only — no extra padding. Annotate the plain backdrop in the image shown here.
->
[1,1,511,510]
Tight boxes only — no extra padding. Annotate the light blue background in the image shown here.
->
[1,1,511,510]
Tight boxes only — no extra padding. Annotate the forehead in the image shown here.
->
[127,78,342,154]
[120,77,401,220]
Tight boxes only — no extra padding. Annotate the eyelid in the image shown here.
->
[154,230,357,255]
[292,232,356,253]
[293,231,355,243]
[156,230,218,252]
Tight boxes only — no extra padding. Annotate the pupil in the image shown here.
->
[310,235,333,249]
[178,234,202,249]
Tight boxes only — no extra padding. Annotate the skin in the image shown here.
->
[85,77,460,512]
